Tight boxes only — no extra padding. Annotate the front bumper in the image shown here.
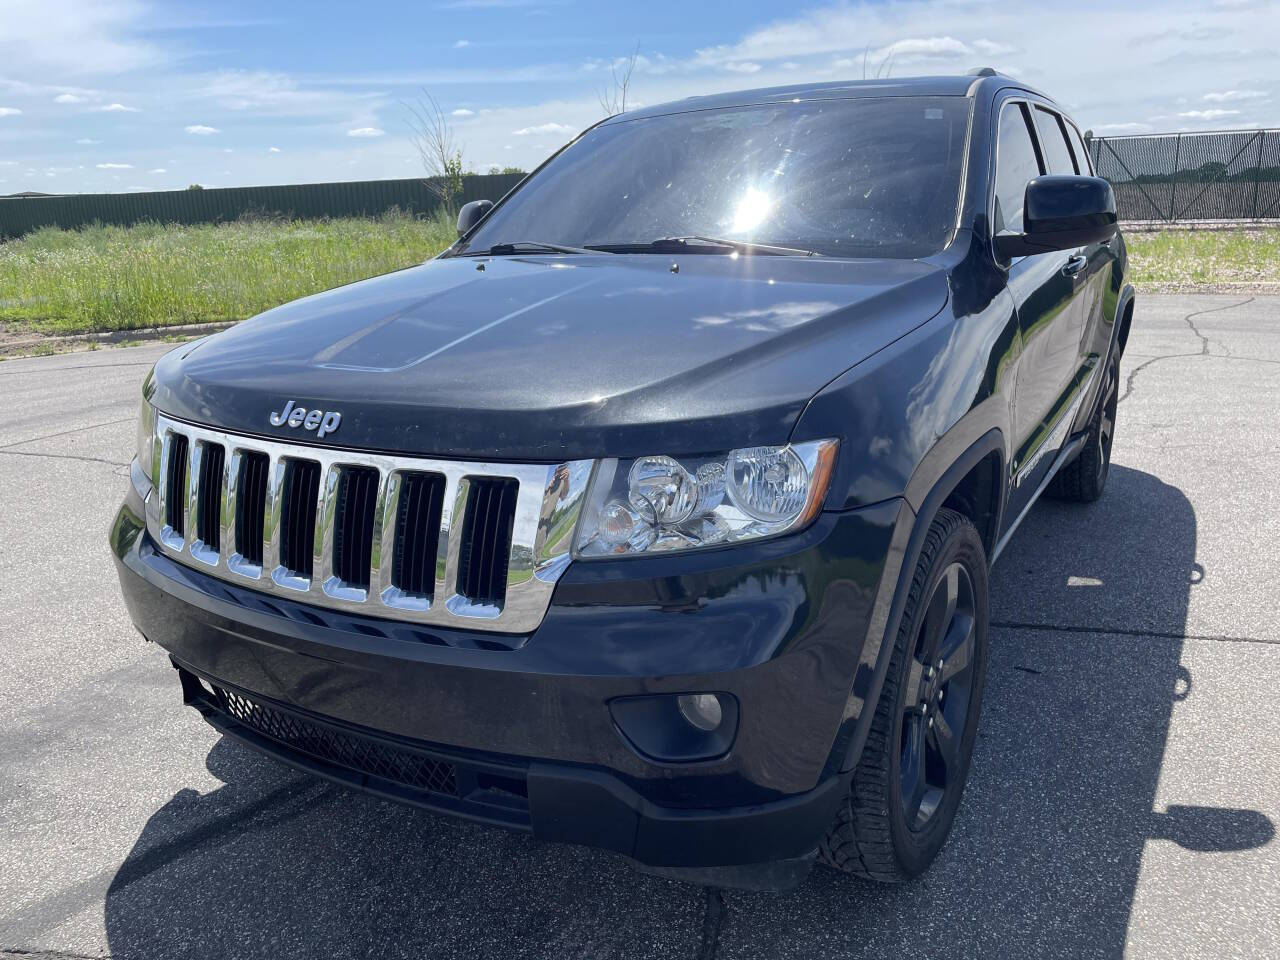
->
[112,460,905,873]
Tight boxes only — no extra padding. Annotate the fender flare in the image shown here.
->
[1070,281,1136,438]
[838,427,1006,772]
[1113,282,1136,360]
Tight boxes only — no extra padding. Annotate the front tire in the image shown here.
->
[819,508,989,882]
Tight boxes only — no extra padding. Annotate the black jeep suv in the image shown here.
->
[112,71,1132,889]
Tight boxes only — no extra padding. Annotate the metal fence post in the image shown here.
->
[1168,133,1182,222]
[1253,130,1266,220]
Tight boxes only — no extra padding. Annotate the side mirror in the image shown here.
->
[995,175,1116,258]
[456,199,492,238]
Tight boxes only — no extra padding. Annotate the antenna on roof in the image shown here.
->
[966,66,999,77]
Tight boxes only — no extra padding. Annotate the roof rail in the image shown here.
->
[966,66,999,77]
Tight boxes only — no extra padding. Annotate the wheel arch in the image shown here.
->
[835,428,1005,773]
[1115,283,1136,359]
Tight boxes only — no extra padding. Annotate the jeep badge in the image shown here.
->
[269,400,342,439]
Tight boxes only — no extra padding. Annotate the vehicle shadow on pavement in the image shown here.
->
[102,466,1274,960]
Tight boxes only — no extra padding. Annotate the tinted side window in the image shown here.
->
[994,103,1042,234]
[1065,121,1092,174]
[1033,107,1077,175]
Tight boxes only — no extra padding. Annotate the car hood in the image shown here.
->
[152,253,947,460]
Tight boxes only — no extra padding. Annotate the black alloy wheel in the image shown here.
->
[1094,356,1119,489]
[819,508,990,882]
[899,561,977,832]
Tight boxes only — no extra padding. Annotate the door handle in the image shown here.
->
[1062,255,1088,278]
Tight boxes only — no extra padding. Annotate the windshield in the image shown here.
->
[459,96,971,260]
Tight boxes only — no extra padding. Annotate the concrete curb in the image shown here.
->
[0,320,238,358]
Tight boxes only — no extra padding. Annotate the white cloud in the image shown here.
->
[53,93,87,104]
[877,36,973,60]
[513,122,574,135]
[197,69,375,119]
[75,137,100,144]
[0,2,165,76]
[347,126,385,137]
[452,108,475,116]
[149,167,166,173]
[454,40,470,48]
[724,61,762,73]
[1177,108,1241,119]
[973,38,1017,57]
[268,146,281,152]
[94,102,140,113]
[0,107,21,117]
[96,162,133,169]
[1202,89,1267,102]
[1093,122,1155,133]
[185,124,220,134]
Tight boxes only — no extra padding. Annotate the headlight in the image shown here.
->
[135,370,158,482]
[574,439,838,558]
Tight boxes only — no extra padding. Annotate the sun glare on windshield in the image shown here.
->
[729,186,774,234]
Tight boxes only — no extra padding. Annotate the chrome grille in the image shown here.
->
[148,413,593,634]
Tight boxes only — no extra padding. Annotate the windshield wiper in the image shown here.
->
[586,236,822,257]
[460,240,605,257]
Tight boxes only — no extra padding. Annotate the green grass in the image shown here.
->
[3,217,1278,338]
[1126,226,1280,290]
[0,211,457,335]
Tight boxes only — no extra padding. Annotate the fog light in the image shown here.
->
[610,692,739,762]
[677,693,723,732]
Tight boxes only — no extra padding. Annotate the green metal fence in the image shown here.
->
[0,173,525,240]
[1090,128,1280,222]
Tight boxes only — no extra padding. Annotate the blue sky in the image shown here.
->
[1,0,1277,194]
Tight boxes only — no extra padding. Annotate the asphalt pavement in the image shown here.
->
[1,293,1278,959]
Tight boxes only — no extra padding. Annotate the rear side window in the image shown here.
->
[1033,107,1077,175]
[1065,122,1092,174]
[994,103,1042,234]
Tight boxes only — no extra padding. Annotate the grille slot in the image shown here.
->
[333,466,379,590]
[211,685,458,796]
[392,471,446,600]
[236,451,269,566]
[196,443,225,551]
[165,433,189,536]
[457,477,519,606]
[280,459,320,578]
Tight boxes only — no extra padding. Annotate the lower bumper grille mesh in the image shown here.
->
[211,685,458,796]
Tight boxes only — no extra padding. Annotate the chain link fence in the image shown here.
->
[1089,128,1280,223]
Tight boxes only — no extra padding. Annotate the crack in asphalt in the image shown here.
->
[696,887,725,960]
[1184,298,1248,357]
[0,417,135,451]
[0,449,129,468]
[1119,351,1201,404]
[0,949,110,959]
[0,360,154,378]
[1120,298,1254,403]
[993,619,1279,646]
